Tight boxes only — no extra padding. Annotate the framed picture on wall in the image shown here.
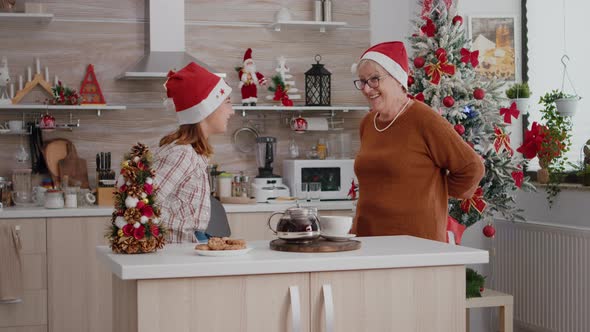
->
[468,16,517,82]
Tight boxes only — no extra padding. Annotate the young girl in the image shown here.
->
[153,62,234,243]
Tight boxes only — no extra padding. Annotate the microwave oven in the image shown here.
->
[282,159,356,201]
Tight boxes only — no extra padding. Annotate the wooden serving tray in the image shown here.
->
[269,238,361,253]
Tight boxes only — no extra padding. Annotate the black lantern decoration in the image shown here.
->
[305,54,331,106]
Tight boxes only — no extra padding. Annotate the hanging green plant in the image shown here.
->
[538,90,574,206]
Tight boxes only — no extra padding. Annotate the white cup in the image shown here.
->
[320,216,353,236]
[8,120,23,132]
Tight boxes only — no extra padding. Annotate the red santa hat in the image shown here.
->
[243,48,253,64]
[358,41,409,90]
[164,62,232,125]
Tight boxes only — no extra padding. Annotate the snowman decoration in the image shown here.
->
[266,56,301,101]
[0,57,11,104]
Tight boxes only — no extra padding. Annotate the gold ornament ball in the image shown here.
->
[121,160,130,168]
[117,229,124,237]
[143,198,149,204]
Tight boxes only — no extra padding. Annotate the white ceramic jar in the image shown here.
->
[44,190,64,209]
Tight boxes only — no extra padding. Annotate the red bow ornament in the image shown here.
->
[460,187,487,214]
[424,53,456,85]
[499,102,520,124]
[421,18,437,37]
[460,48,479,68]
[511,170,524,188]
[493,126,513,156]
[516,121,545,159]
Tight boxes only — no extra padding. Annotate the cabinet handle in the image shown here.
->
[322,284,334,332]
[289,285,301,332]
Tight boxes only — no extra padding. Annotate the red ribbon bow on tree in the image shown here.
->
[460,48,479,68]
[421,0,453,18]
[273,85,293,106]
[499,102,520,124]
[511,170,524,188]
[460,187,487,214]
[424,52,456,85]
[421,18,437,37]
[493,126,513,156]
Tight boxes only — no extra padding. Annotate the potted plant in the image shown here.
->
[517,91,573,207]
[505,82,532,114]
[553,90,581,117]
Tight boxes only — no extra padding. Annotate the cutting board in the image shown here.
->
[269,238,361,253]
[58,142,90,189]
[43,138,70,188]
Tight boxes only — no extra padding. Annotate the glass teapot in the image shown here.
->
[267,207,320,242]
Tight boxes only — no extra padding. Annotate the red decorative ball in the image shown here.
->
[415,92,425,102]
[452,15,463,25]
[414,57,426,68]
[473,88,486,100]
[454,124,465,135]
[443,96,455,107]
[483,224,496,238]
[407,76,415,87]
[435,48,447,58]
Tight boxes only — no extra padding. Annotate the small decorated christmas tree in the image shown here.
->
[107,143,166,254]
[267,56,301,105]
[407,0,534,237]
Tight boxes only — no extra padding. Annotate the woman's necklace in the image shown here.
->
[373,98,412,133]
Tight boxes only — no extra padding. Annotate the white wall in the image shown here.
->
[526,0,590,170]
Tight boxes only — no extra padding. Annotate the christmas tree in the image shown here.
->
[107,143,166,254]
[407,0,534,232]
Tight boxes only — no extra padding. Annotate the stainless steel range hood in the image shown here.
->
[118,0,225,80]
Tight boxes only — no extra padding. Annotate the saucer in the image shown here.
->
[321,233,357,241]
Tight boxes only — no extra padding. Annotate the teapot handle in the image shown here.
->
[267,212,283,235]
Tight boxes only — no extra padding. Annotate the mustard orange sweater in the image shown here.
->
[352,101,485,242]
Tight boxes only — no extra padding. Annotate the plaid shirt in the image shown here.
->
[153,143,210,243]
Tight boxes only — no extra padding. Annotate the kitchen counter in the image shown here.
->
[0,200,354,219]
[101,235,485,332]
[97,235,488,280]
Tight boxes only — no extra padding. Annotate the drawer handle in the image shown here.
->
[0,298,22,304]
[289,285,301,332]
[322,284,334,332]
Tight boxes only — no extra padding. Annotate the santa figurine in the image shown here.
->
[238,48,267,106]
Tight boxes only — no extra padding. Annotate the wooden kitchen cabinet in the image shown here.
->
[47,217,112,332]
[310,266,465,332]
[117,273,310,332]
[0,219,47,332]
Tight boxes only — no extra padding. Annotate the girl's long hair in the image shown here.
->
[159,123,213,157]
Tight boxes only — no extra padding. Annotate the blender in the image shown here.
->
[252,137,290,203]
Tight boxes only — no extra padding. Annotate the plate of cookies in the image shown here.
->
[194,237,252,257]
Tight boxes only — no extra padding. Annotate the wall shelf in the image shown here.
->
[0,104,126,116]
[233,105,368,112]
[0,13,54,24]
[268,20,347,33]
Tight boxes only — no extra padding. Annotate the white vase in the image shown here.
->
[510,98,530,115]
[555,97,580,117]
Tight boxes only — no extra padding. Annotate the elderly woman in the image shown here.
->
[153,62,234,243]
[351,41,484,242]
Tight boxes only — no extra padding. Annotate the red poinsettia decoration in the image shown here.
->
[517,121,565,167]
[460,48,479,68]
[133,224,145,240]
[499,102,520,124]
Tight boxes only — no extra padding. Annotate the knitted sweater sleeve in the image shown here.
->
[420,108,485,199]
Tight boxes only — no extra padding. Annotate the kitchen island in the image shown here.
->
[97,235,488,332]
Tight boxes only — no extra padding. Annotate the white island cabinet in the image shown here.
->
[97,236,488,332]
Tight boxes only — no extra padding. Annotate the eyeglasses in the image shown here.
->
[353,75,390,90]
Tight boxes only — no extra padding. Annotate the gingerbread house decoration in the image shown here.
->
[80,64,106,105]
